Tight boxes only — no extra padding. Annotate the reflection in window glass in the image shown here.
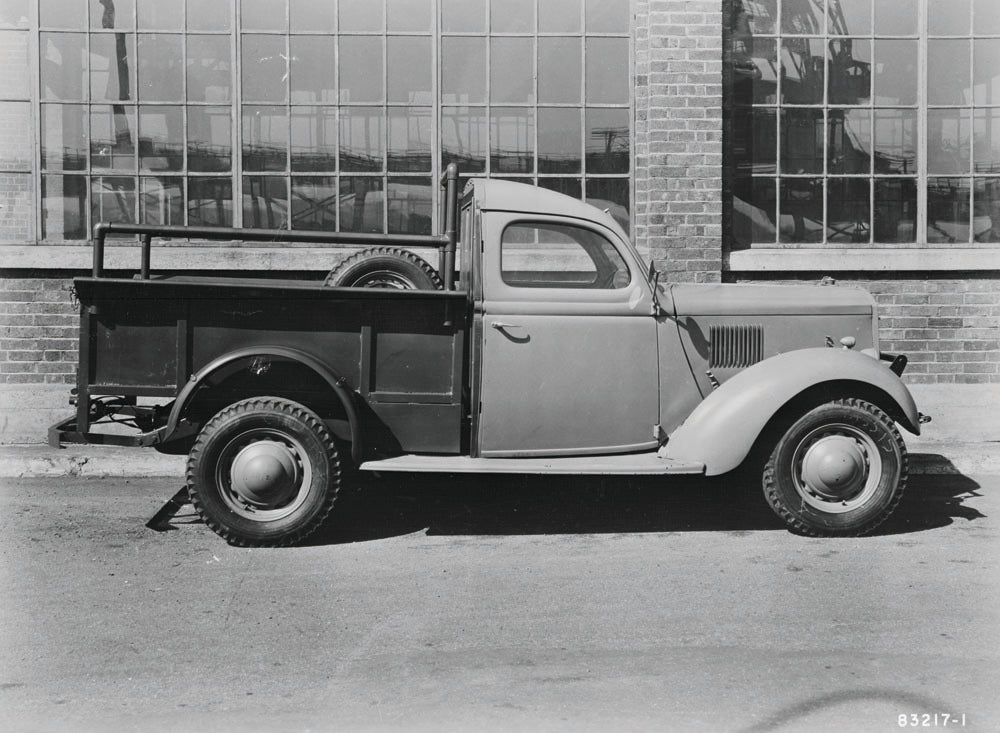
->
[502,222,628,289]
[828,109,870,174]
[874,0,917,35]
[340,176,384,232]
[137,0,182,30]
[442,107,487,173]
[442,0,485,32]
[139,105,183,171]
[340,107,384,172]
[974,40,1000,107]
[827,178,871,243]
[733,108,777,175]
[781,109,824,174]
[539,37,581,104]
[781,0,823,34]
[243,0,287,31]
[90,33,135,102]
[187,0,230,31]
[42,175,88,239]
[828,0,871,36]
[92,176,136,225]
[291,177,337,229]
[927,177,971,243]
[974,108,1000,173]
[41,33,87,100]
[586,38,628,104]
[492,0,532,32]
[741,0,777,35]
[41,1,87,29]
[540,0,581,32]
[974,178,1000,241]
[732,177,777,246]
[188,177,233,226]
[389,108,432,172]
[388,177,431,234]
[780,38,824,105]
[731,38,777,105]
[187,35,232,103]
[140,176,183,225]
[388,37,432,104]
[779,178,823,242]
[290,36,336,104]
[388,0,432,32]
[243,34,287,104]
[491,38,534,104]
[538,177,582,199]
[243,176,289,228]
[874,109,917,174]
[340,36,383,103]
[928,109,970,175]
[874,40,917,105]
[138,34,183,102]
[928,0,970,36]
[91,106,136,170]
[585,179,630,232]
[585,0,629,33]
[340,0,383,32]
[290,0,336,31]
[442,37,486,104]
[41,104,87,170]
[491,108,534,174]
[586,108,629,174]
[874,178,916,243]
[91,0,134,29]
[827,38,870,105]
[243,105,288,171]
[539,108,581,173]
[928,39,971,106]
[975,0,1000,34]
[188,106,231,171]
[291,107,337,171]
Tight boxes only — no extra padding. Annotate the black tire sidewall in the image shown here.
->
[326,249,442,290]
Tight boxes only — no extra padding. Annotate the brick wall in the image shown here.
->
[0,275,78,385]
[633,0,723,283]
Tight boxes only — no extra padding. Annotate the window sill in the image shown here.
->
[727,248,1000,273]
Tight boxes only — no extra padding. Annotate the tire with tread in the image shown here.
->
[763,398,907,537]
[187,397,340,546]
[325,247,443,290]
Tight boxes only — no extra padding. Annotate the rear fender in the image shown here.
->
[165,346,362,463]
[662,348,921,476]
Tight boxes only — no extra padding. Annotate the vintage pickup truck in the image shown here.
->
[51,165,928,545]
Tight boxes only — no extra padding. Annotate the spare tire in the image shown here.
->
[325,247,443,290]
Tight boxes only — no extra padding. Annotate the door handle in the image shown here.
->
[490,321,520,330]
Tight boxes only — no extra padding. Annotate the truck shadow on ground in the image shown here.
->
[303,455,984,545]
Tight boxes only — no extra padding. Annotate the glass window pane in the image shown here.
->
[539,108,581,174]
[539,37,581,104]
[975,0,1000,34]
[874,178,916,243]
[874,108,917,174]
[501,222,629,289]
[778,178,823,242]
[91,0,134,29]
[0,29,28,99]
[388,107,432,172]
[187,0,230,31]
[733,108,777,175]
[826,178,871,243]
[974,178,1000,242]
[974,108,1000,174]
[41,104,87,170]
[40,1,87,28]
[292,107,337,171]
[828,0,871,36]
[491,108,534,174]
[927,177,971,243]
[388,37,432,104]
[492,0,532,32]
[928,40,971,106]
[340,36,383,103]
[290,0,336,31]
[137,0,182,30]
[140,176,183,225]
[585,179,630,232]
[742,0,776,35]
[874,40,917,106]
[974,40,1000,107]
[586,108,630,174]
[928,108,971,175]
[492,38,534,104]
[828,109,870,174]
[242,105,288,171]
[781,38,824,105]
[291,176,337,230]
[91,105,136,170]
[586,37,628,104]
[243,34,287,103]
[340,107,384,171]
[828,38,870,105]
[540,0,581,32]
[781,0,823,34]
[782,109,823,174]
[442,107,487,173]
[339,176,384,233]
[387,177,432,234]
[90,33,135,102]
[585,0,628,33]
[41,33,87,100]
[187,35,232,103]
[92,176,136,225]
[340,0,383,32]
[138,34,183,101]
[188,177,233,226]
[732,177,777,246]
[139,105,182,171]
[42,175,88,240]
[442,0,485,32]
[538,177,582,199]
[928,0,970,35]
[732,37,777,106]
[290,36,336,104]
[188,106,232,171]
[442,37,486,104]
[243,175,288,229]
[387,0,431,32]
[242,0,286,31]
[874,0,917,35]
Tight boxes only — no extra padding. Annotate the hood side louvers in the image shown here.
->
[709,324,764,369]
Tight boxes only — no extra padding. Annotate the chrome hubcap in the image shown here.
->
[792,423,882,513]
[352,270,417,289]
[215,429,312,520]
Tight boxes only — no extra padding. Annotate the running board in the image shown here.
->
[358,452,705,475]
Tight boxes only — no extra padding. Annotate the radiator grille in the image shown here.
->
[709,324,764,369]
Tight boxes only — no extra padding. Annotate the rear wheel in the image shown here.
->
[325,247,443,290]
[763,398,906,536]
[187,398,339,546]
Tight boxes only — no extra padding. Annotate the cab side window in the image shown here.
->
[500,222,630,289]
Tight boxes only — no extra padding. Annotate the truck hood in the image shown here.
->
[662,282,875,317]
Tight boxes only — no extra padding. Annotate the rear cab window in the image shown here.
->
[500,222,631,290]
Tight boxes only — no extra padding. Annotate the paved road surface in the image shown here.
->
[1,472,997,732]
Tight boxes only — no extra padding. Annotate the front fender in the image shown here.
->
[662,348,921,476]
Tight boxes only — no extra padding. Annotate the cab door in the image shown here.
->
[477,213,659,457]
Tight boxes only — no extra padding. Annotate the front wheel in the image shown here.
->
[763,398,907,537]
[187,398,340,546]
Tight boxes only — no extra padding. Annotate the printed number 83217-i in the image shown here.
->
[899,714,967,727]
